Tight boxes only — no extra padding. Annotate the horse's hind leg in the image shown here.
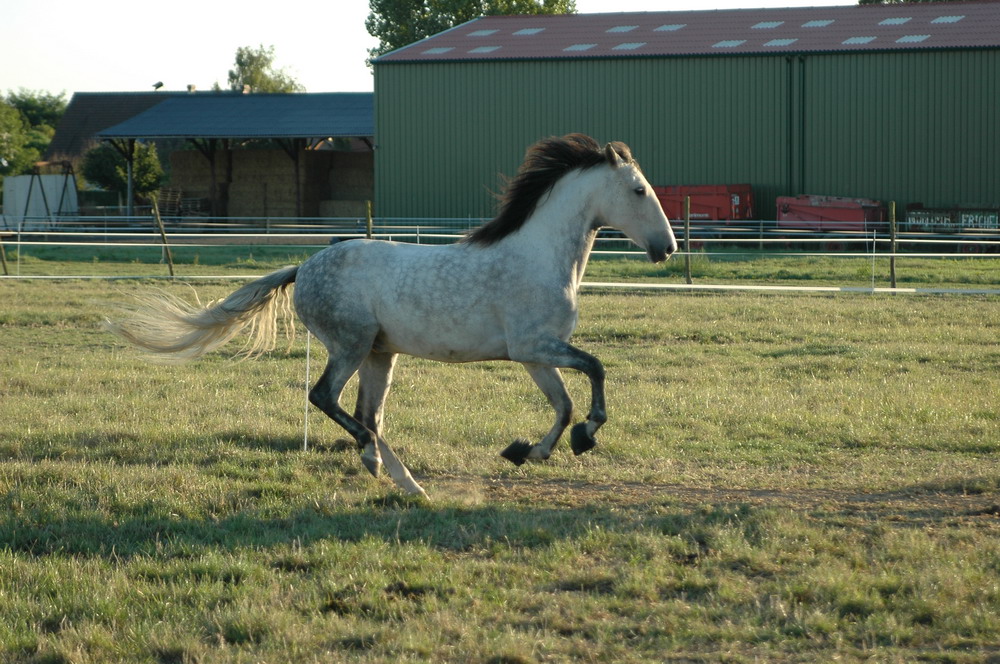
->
[355,352,426,497]
[501,364,573,465]
[310,350,383,478]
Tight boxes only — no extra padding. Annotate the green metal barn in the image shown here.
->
[372,3,999,221]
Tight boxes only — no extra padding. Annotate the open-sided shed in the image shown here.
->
[96,92,374,217]
[373,3,1000,220]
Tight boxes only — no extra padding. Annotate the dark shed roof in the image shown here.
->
[376,1,1000,63]
[45,92,187,160]
[96,92,373,140]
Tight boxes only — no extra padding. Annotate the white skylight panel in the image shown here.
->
[713,40,747,48]
[802,20,834,28]
[564,43,596,51]
[655,24,687,32]
[896,35,930,43]
[842,36,876,45]
[931,15,965,24]
[607,25,638,33]
[613,42,646,51]
[752,21,784,29]
[423,47,455,55]
[765,38,799,47]
[468,29,498,37]
[879,18,911,26]
[514,28,545,35]
[468,46,501,53]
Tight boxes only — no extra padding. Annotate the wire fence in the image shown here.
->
[2,213,999,294]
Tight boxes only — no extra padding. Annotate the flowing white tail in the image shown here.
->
[104,266,298,363]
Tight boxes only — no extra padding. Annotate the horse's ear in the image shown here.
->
[604,142,622,168]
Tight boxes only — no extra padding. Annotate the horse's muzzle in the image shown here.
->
[646,239,677,263]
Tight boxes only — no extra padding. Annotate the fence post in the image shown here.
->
[684,195,693,285]
[366,201,373,240]
[889,201,897,289]
[151,197,175,278]
[0,233,8,276]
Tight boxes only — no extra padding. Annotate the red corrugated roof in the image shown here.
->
[375,2,1000,63]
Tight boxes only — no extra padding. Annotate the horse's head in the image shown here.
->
[595,142,677,263]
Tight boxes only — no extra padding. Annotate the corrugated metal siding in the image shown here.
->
[375,49,998,219]
[375,57,790,219]
[802,50,999,211]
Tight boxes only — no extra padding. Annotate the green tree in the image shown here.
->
[1,90,67,177]
[6,89,67,131]
[219,45,305,93]
[366,0,577,62]
[0,100,27,175]
[81,142,164,200]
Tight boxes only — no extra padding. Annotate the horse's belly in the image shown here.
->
[375,321,509,363]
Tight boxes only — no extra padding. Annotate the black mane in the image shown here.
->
[463,134,633,246]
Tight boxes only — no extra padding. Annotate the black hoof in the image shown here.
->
[500,439,533,466]
[570,422,597,456]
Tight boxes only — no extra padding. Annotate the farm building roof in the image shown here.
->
[45,92,187,161]
[375,1,1000,63]
[95,92,373,140]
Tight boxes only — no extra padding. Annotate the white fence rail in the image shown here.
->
[2,215,999,294]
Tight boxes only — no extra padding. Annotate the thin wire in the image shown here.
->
[871,230,877,292]
[303,330,311,452]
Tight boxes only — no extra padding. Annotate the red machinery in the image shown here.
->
[776,195,887,233]
[653,184,754,222]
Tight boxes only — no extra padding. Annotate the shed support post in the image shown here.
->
[107,139,136,217]
[278,138,305,218]
[190,138,222,217]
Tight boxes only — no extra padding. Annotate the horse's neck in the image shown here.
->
[509,170,601,289]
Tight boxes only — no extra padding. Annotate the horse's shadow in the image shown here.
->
[12,429,987,561]
[5,429,646,558]
[3,496,648,560]
[212,431,356,454]
[3,471,983,563]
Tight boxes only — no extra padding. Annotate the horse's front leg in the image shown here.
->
[570,348,607,456]
[356,351,427,497]
[501,364,573,465]
[503,340,607,465]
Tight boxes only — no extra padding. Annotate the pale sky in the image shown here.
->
[2,0,851,97]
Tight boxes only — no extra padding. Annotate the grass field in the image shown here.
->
[1,255,999,663]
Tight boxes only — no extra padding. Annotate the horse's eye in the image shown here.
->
[634,186,647,196]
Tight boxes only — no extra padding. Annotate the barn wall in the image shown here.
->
[801,50,999,212]
[374,49,999,219]
[375,56,789,220]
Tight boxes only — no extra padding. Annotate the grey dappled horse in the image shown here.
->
[105,134,677,496]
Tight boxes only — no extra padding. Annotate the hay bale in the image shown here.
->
[319,200,368,218]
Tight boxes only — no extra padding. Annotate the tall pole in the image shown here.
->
[889,201,897,289]
[684,195,692,285]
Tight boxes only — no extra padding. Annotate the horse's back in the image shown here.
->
[293,240,512,361]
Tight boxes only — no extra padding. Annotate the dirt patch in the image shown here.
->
[431,475,1000,528]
